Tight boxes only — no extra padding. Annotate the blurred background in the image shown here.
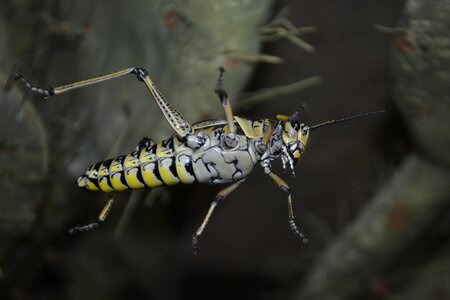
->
[1,0,449,299]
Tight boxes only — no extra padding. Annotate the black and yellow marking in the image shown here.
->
[124,167,146,189]
[16,65,383,253]
[175,154,196,184]
[86,177,100,191]
[141,162,164,188]
[234,117,268,138]
[123,151,146,189]
[158,158,180,185]
[97,159,114,192]
[156,138,175,158]
[77,133,206,192]
[139,142,158,163]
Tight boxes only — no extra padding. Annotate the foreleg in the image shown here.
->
[266,172,308,243]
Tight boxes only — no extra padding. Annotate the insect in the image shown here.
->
[16,67,383,254]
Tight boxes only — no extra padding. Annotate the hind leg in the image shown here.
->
[69,194,115,234]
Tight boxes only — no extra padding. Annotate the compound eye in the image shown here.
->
[291,120,300,131]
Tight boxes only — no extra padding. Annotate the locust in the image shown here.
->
[16,67,383,254]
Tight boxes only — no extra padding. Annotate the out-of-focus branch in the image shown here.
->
[293,0,450,299]
[295,154,450,299]
[237,76,322,109]
[390,0,450,168]
[391,245,450,300]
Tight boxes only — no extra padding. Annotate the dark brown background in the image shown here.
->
[2,0,449,299]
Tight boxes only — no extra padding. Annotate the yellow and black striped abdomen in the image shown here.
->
[77,136,196,192]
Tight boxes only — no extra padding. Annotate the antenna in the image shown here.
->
[309,110,385,131]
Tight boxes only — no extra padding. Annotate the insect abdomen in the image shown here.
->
[77,137,196,192]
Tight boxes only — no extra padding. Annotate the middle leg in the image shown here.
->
[214,68,239,149]
[192,179,245,255]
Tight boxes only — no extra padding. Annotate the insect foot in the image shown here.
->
[289,217,308,243]
[68,220,103,234]
[15,74,54,99]
[192,234,201,255]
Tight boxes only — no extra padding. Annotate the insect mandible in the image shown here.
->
[15,67,383,254]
